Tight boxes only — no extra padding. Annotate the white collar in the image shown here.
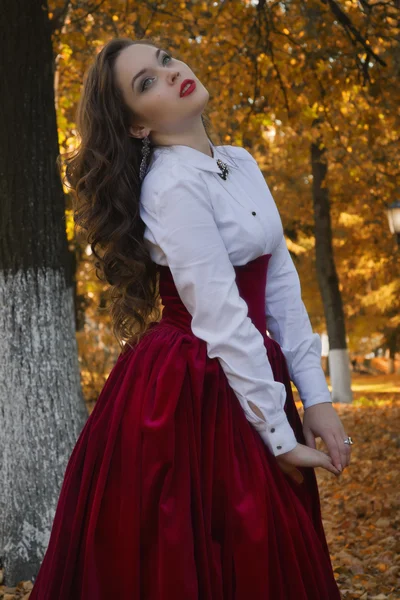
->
[150,139,239,175]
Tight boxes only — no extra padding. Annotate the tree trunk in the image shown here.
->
[388,357,395,375]
[0,0,88,586]
[310,133,353,403]
[387,332,397,375]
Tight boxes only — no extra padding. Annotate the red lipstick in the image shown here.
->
[180,79,196,97]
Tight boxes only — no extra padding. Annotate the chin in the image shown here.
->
[195,86,210,109]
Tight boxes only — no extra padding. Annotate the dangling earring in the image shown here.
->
[139,135,151,182]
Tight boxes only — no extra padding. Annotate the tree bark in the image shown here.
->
[0,0,88,585]
[310,133,353,403]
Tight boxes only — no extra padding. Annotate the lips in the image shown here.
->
[180,79,196,97]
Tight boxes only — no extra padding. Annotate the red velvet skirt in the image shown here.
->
[30,254,341,599]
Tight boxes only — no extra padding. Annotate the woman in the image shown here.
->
[30,38,352,599]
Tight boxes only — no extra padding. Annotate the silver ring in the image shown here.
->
[344,436,354,445]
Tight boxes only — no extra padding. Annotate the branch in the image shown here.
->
[321,0,387,66]
[68,0,108,26]
[252,3,291,115]
[50,0,71,33]
[315,75,400,182]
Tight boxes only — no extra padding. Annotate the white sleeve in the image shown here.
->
[150,172,298,456]
[265,235,333,410]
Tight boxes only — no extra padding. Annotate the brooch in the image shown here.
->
[216,159,229,180]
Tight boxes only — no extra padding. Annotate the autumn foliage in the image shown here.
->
[3,0,399,596]
[50,0,400,370]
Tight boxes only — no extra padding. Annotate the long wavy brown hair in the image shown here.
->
[60,37,217,353]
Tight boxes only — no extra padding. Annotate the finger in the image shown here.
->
[323,461,341,476]
[277,443,340,476]
[318,453,341,476]
[303,427,316,450]
[340,433,352,468]
[345,442,352,467]
[313,448,341,474]
[335,432,350,470]
[322,433,343,472]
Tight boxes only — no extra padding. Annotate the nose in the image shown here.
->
[167,70,180,85]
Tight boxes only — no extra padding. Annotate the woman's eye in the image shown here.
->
[141,54,172,91]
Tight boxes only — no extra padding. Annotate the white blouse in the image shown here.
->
[139,140,332,457]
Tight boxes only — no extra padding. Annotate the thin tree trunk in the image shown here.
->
[310,132,353,403]
[0,0,87,585]
[387,332,397,375]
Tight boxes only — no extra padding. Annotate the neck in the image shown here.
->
[150,119,214,158]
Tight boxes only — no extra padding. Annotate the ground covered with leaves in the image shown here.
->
[1,379,399,600]
[315,397,400,600]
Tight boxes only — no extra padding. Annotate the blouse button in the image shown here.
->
[271,428,275,433]
[251,211,256,216]
[277,445,282,450]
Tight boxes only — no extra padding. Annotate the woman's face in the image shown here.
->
[114,43,210,139]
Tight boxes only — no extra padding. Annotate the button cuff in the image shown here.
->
[256,417,298,457]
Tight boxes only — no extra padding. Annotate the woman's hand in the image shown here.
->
[276,442,341,484]
[302,402,352,473]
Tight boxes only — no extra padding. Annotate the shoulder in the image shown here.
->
[219,144,258,164]
[140,158,209,216]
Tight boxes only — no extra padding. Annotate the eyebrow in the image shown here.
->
[131,47,163,91]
